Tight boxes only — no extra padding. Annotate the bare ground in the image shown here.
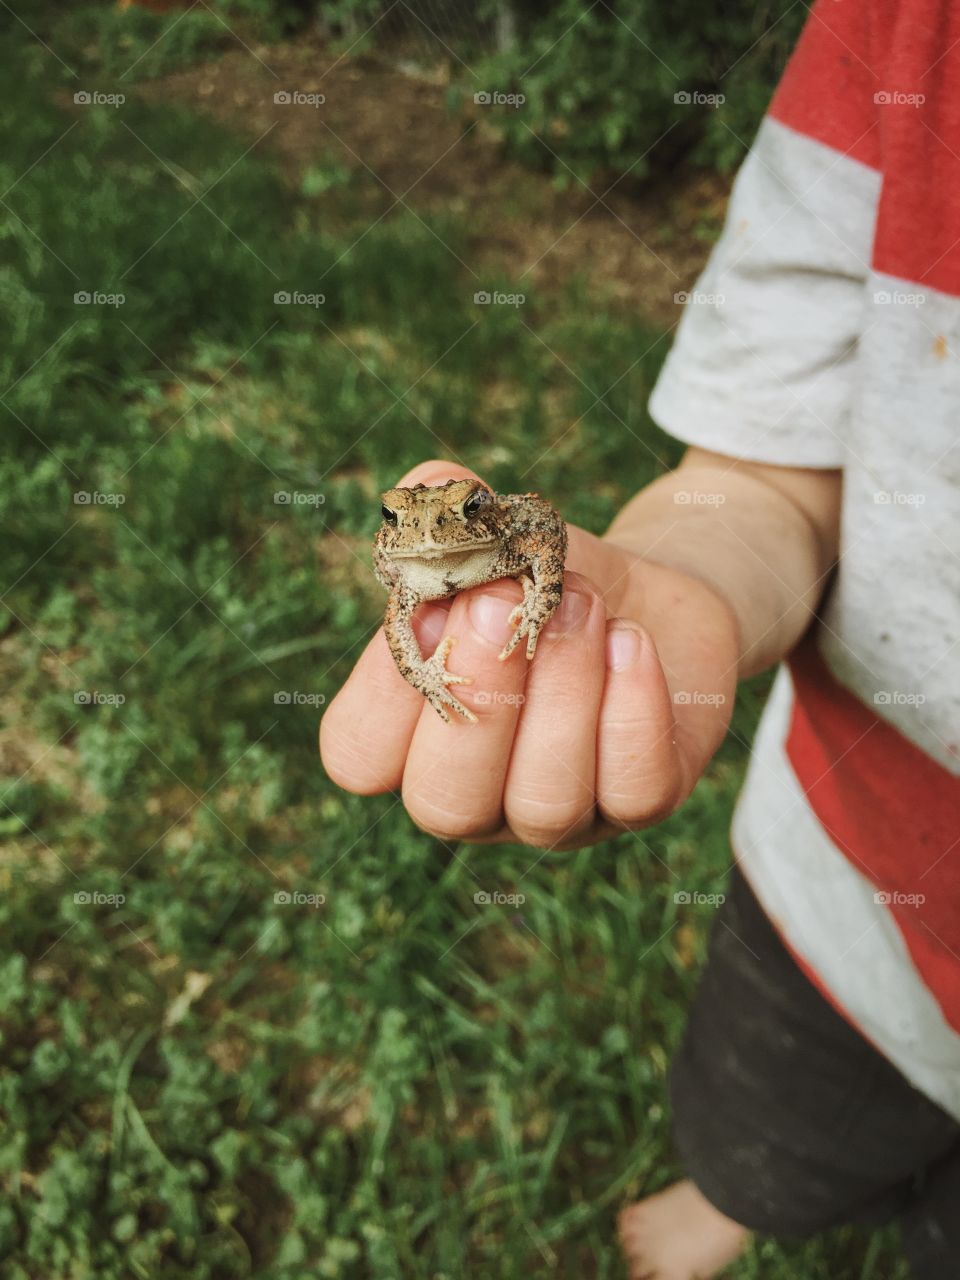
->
[138,35,730,328]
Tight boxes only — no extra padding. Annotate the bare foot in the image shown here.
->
[618,1179,749,1280]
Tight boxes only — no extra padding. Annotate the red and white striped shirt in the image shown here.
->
[650,0,960,1116]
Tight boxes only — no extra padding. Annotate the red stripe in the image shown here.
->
[768,0,881,170]
[870,0,960,294]
[786,632,960,1030]
[769,0,960,295]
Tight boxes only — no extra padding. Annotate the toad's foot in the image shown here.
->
[498,578,547,662]
[418,635,476,724]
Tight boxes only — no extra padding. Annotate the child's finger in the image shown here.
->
[319,602,450,794]
[501,575,607,849]
[395,459,482,487]
[595,622,684,827]
[401,580,531,840]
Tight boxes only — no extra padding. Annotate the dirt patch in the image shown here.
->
[137,36,730,327]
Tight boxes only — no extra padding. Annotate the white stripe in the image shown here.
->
[649,118,959,767]
[733,667,960,1120]
[819,269,960,773]
[649,117,881,467]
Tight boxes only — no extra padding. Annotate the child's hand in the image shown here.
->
[320,461,740,849]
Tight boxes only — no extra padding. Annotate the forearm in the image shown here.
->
[604,448,842,678]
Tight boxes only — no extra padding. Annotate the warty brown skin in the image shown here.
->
[373,479,568,722]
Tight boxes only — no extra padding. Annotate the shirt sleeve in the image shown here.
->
[649,0,883,468]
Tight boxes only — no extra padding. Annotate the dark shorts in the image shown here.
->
[670,865,960,1280]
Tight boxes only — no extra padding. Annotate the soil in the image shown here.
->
[137,34,731,328]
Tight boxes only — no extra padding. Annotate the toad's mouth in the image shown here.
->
[385,542,496,559]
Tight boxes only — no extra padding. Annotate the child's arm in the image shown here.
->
[319,451,840,849]
[603,445,841,679]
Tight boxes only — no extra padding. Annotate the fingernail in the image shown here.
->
[468,593,518,645]
[415,604,449,653]
[547,590,591,635]
[606,624,644,671]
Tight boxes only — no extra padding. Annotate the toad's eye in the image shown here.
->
[463,489,489,519]
[381,504,398,526]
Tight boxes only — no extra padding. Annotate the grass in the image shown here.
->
[0,6,908,1279]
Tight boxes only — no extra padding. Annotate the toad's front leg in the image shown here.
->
[499,547,566,662]
[383,584,476,724]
